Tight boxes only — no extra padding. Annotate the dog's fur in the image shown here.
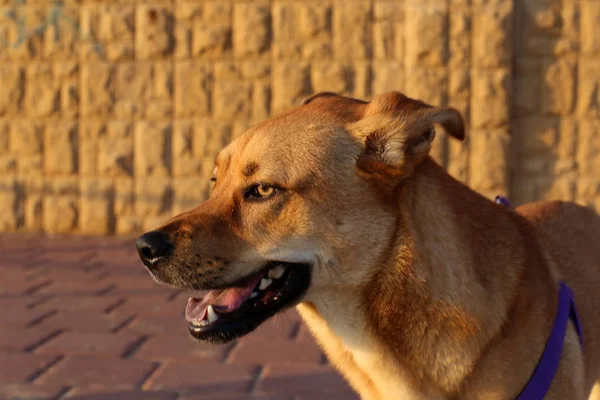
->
[146,92,600,399]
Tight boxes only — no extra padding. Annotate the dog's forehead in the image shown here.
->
[218,97,367,164]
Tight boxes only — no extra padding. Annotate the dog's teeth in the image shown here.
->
[268,265,286,279]
[207,305,219,324]
[192,318,210,327]
[250,291,258,299]
[259,278,272,290]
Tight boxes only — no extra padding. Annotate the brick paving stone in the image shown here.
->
[132,334,235,361]
[63,388,178,400]
[35,277,115,296]
[180,395,292,400]
[0,298,38,311]
[295,323,315,342]
[97,274,168,294]
[144,362,259,394]
[0,383,68,400]
[29,249,97,266]
[34,331,143,357]
[1,304,53,327]
[256,364,355,397]
[227,339,324,365]
[122,315,189,336]
[34,295,124,313]
[113,294,183,317]
[0,351,59,383]
[33,310,132,333]
[0,327,61,351]
[297,394,359,400]
[0,268,47,295]
[244,314,299,341]
[35,355,157,387]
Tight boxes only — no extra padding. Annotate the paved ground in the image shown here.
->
[0,234,358,400]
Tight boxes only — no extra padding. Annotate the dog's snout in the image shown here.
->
[136,231,172,268]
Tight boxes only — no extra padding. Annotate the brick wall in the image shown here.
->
[0,0,598,235]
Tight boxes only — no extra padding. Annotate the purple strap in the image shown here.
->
[495,195,511,207]
[516,282,584,399]
[495,195,584,399]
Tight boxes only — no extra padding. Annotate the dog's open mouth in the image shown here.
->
[184,262,311,343]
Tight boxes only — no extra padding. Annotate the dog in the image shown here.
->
[136,91,600,399]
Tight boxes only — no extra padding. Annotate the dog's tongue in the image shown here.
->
[185,272,264,322]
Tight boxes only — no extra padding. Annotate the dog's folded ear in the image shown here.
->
[354,92,465,180]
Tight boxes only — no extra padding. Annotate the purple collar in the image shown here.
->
[516,282,584,399]
[495,196,585,399]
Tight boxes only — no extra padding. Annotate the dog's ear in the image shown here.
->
[301,92,340,105]
[355,92,465,180]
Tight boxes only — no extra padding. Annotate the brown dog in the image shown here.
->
[136,92,600,399]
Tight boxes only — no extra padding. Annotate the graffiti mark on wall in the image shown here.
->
[2,0,105,58]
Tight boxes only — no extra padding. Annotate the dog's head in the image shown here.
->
[136,91,465,343]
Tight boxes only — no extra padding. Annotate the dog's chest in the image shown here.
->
[298,303,434,400]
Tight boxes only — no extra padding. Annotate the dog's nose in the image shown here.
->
[136,231,172,267]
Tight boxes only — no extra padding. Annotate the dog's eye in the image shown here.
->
[246,184,276,200]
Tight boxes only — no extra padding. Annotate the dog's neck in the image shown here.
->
[303,158,557,398]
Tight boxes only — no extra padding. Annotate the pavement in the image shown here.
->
[0,234,358,400]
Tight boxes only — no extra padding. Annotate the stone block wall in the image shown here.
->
[0,0,598,235]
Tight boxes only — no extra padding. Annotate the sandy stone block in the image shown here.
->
[514,117,558,157]
[99,121,134,177]
[272,62,310,114]
[468,129,510,193]
[472,2,512,67]
[10,120,43,156]
[24,64,60,117]
[117,215,142,236]
[45,121,78,176]
[0,177,18,230]
[135,178,173,218]
[136,5,174,60]
[252,81,271,121]
[233,3,271,57]
[310,62,349,94]
[577,59,600,118]
[514,59,541,117]
[333,1,371,60]
[213,80,252,121]
[0,65,25,116]
[405,2,448,67]
[193,120,232,160]
[81,62,113,116]
[193,24,231,58]
[541,57,576,115]
[134,121,172,177]
[23,178,44,232]
[80,4,135,61]
[404,67,447,107]
[576,179,600,212]
[114,178,134,217]
[78,121,104,176]
[174,61,211,117]
[372,62,403,97]
[42,6,79,60]
[577,119,600,177]
[172,178,210,215]
[43,179,78,234]
[470,69,510,129]
[579,2,600,55]
[172,120,202,177]
[79,179,114,235]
